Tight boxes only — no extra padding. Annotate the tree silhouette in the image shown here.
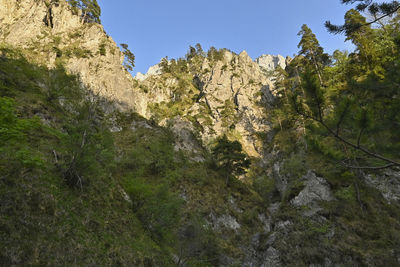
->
[67,0,101,23]
[212,135,250,185]
[325,0,400,34]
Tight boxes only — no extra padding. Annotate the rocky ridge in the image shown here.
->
[2,1,400,266]
[0,0,285,158]
[136,50,281,157]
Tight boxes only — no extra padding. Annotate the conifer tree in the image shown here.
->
[287,11,400,169]
[195,43,206,57]
[325,0,400,34]
[212,135,250,185]
[67,0,101,23]
[120,43,135,72]
[297,24,331,85]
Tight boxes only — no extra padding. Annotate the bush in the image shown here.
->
[98,43,106,56]
[0,97,45,173]
[253,175,277,202]
[124,178,183,242]
[335,185,356,201]
[282,152,307,178]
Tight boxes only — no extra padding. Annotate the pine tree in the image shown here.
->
[212,135,250,185]
[67,0,101,23]
[297,24,331,85]
[195,43,206,57]
[325,0,400,34]
[120,43,135,72]
[287,12,400,169]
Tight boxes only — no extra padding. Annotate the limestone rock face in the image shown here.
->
[0,0,144,111]
[255,54,286,72]
[291,171,335,216]
[137,50,280,157]
[0,0,284,158]
[135,64,162,81]
[365,169,400,204]
[159,117,205,162]
[291,171,335,207]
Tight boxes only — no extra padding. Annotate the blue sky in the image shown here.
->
[97,0,355,74]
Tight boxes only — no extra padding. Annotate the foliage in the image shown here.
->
[207,46,225,62]
[120,43,135,71]
[3,1,400,264]
[124,178,183,242]
[297,24,331,85]
[277,12,400,169]
[111,116,257,265]
[0,97,44,172]
[252,174,277,203]
[264,9,400,264]
[325,0,400,34]
[0,49,170,265]
[98,42,106,56]
[212,135,250,185]
[67,0,101,23]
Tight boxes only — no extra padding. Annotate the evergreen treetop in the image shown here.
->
[67,0,101,23]
[212,135,250,185]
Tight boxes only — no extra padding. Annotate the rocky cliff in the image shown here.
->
[2,1,400,266]
[255,54,286,72]
[134,50,281,158]
[0,0,284,159]
[0,0,144,111]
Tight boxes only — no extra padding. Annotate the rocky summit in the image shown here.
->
[134,49,278,158]
[1,0,400,266]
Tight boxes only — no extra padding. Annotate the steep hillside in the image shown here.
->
[1,0,400,266]
[0,0,285,158]
[0,0,140,110]
[0,46,275,266]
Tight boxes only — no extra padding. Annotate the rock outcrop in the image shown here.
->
[255,54,286,72]
[0,0,142,111]
[135,64,163,81]
[136,50,281,157]
[0,0,284,158]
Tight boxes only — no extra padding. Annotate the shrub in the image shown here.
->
[124,178,183,242]
[98,43,106,56]
[253,175,277,202]
[0,97,45,173]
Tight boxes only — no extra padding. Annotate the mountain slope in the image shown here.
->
[1,0,400,266]
[134,49,280,158]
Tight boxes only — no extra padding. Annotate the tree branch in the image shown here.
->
[363,5,400,27]
[325,3,400,34]
[298,110,400,167]
[341,161,395,170]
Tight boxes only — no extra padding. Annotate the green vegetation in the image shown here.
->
[2,0,400,265]
[98,42,106,56]
[272,6,400,169]
[120,43,135,71]
[67,0,101,23]
[0,47,266,265]
[212,135,250,185]
[0,48,148,265]
[325,0,400,34]
[263,3,400,265]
